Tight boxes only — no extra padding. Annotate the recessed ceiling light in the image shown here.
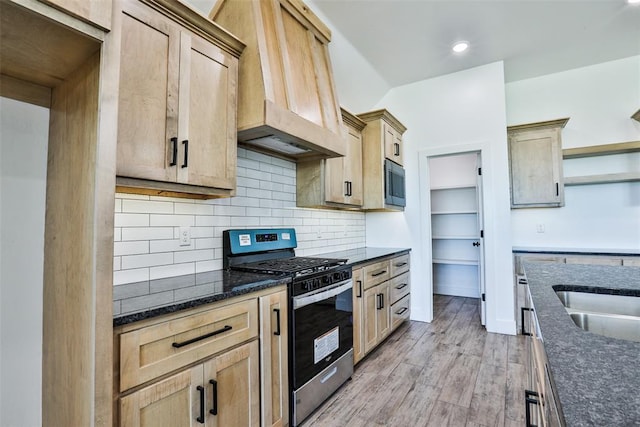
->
[452,41,469,53]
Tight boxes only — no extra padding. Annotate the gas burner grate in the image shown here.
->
[233,256,347,276]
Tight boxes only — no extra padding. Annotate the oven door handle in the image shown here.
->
[293,280,352,309]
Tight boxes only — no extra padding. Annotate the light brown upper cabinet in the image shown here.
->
[296,108,365,208]
[210,0,346,161]
[358,109,407,211]
[507,118,569,208]
[116,0,244,199]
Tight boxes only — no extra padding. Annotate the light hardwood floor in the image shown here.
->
[302,295,527,427]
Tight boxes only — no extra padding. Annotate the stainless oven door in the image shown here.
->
[291,279,353,389]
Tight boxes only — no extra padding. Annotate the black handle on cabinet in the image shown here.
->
[356,280,363,298]
[525,389,539,427]
[556,182,559,197]
[182,139,189,168]
[394,142,400,156]
[172,325,232,348]
[196,385,205,423]
[395,283,408,290]
[371,270,387,277]
[521,307,533,336]
[396,307,408,315]
[380,293,384,309]
[209,379,218,416]
[274,308,281,336]
[344,181,350,196]
[348,181,352,196]
[376,294,382,310]
[395,262,408,267]
[170,137,178,166]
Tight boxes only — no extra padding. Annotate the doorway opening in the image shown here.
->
[428,151,486,325]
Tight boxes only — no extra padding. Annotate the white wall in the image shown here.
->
[365,62,515,334]
[0,97,49,427]
[507,56,640,250]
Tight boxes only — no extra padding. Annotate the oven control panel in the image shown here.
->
[293,265,352,296]
[224,228,297,255]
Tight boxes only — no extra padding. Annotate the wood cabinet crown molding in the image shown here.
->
[507,117,570,132]
[357,108,407,134]
[210,0,347,161]
[140,0,245,56]
[341,107,367,131]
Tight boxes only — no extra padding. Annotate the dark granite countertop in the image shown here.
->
[113,270,290,327]
[514,246,640,256]
[311,247,411,266]
[523,262,640,426]
[113,247,410,327]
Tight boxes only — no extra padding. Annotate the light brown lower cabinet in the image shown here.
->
[353,253,411,364]
[115,286,288,427]
[120,340,259,426]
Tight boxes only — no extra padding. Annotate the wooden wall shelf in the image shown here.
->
[564,172,640,186]
[562,141,640,159]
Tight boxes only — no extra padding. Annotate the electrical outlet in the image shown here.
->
[179,226,191,246]
[536,223,545,233]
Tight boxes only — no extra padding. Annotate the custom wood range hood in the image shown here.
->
[210,0,346,161]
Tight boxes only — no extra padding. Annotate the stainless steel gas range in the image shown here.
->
[223,228,354,426]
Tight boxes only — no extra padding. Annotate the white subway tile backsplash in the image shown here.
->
[174,202,214,216]
[115,213,150,227]
[121,252,174,270]
[114,241,149,256]
[150,262,195,280]
[114,267,150,286]
[114,149,366,286]
[122,199,174,214]
[150,214,195,227]
[122,227,174,241]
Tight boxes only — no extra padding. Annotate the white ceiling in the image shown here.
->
[310,0,640,87]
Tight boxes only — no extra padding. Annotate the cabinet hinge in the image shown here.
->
[478,167,482,175]
[480,230,484,238]
[482,293,486,302]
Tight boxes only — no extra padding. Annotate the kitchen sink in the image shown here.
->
[556,291,640,317]
[568,312,640,343]
[555,290,640,342]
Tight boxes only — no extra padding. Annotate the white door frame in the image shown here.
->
[418,141,490,323]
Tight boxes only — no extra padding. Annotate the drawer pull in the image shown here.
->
[371,270,387,277]
[274,308,281,336]
[395,307,408,315]
[172,325,232,348]
[209,379,218,416]
[356,280,363,298]
[395,262,408,267]
[521,307,533,336]
[395,283,408,290]
[196,385,205,423]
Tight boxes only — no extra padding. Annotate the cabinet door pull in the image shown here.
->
[376,294,382,310]
[395,283,408,290]
[556,182,559,197]
[525,389,539,427]
[182,139,189,168]
[344,181,350,197]
[172,325,232,348]
[394,142,400,156]
[396,307,408,315]
[521,307,533,336]
[196,385,205,423]
[209,379,218,416]
[395,262,408,267]
[274,308,281,336]
[348,181,352,196]
[356,280,363,298]
[170,137,178,166]
[371,270,387,277]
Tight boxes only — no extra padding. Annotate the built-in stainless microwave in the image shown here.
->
[384,159,406,207]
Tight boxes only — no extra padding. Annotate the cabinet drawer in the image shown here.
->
[391,295,410,331]
[119,298,258,391]
[390,254,410,277]
[363,260,391,289]
[389,272,410,304]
